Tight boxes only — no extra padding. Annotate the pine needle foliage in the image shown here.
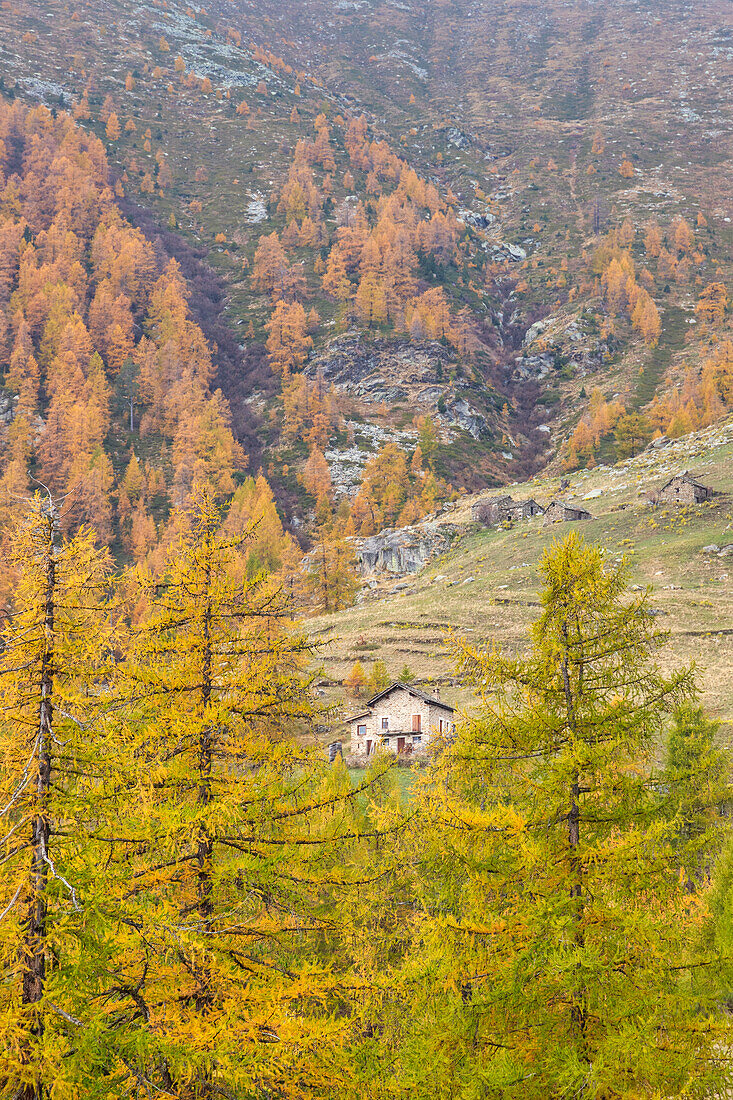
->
[660,705,730,889]
[404,533,731,1099]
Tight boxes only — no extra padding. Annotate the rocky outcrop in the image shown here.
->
[447,397,486,439]
[307,333,454,399]
[305,333,489,439]
[459,208,496,230]
[353,520,457,576]
[445,126,472,149]
[512,312,612,382]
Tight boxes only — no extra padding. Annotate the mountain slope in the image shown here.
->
[0,0,732,527]
[308,417,733,730]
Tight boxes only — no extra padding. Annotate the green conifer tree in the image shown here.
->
[660,704,730,888]
[403,533,730,1098]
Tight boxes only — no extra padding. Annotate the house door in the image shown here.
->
[412,714,421,733]
[366,740,372,756]
[397,737,405,754]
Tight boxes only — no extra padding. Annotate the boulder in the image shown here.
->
[354,521,457,576]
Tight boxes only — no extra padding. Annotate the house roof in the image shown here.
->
[546,500,590,516]
[344,709,371,724]
[659,470,711,492]
[363,681,455,712]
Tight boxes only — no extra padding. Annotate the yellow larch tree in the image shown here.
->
[0,495,121,1098]
[265,299,312,376]
[117,489,356,1095]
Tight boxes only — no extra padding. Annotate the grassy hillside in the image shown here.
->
[309,417,733,740]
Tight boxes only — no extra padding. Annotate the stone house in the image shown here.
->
[348,682,455,757]
[472,495,544,526]
[654,471,713,506]
[543,501,592,525]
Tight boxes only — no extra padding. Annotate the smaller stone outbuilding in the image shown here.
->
[472,495,544,526]
[654,471,714,506]
[543,501,592,525]
[347,682,455,757]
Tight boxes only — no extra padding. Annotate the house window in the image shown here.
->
[412,714,421,732]
[357,723,366,737]
[413,734,422,745]
[439,719,444,733]
[381,717,389,730]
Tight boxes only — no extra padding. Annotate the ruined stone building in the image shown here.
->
[543,501,592,525]
[654,471,714,506]
[347,682,455,757]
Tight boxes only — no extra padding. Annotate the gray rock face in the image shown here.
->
[307,333,454,397]
[447,398,486,439]
[354,521,456,576]
[445,126,472,149]
[0,394,14,425]
[459,208,496,230]
[306,333,489,439]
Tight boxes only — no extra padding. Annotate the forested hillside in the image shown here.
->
[1,0,729,534]
[0,102,303,592]
[3,492,733,1098]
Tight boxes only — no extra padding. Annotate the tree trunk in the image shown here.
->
[195,543,214,1011]
[561,632,588,1059]
[20,507,57,1100]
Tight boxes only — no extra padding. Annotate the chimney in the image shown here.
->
[435,686,440,700]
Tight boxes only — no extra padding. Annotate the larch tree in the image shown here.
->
[252,231,290,299]
[404,534,731,1099]
[354,271,387,328]
[660,705,730,890]
[105,112,121,141]
[0,494,121,1098]
[306,527,359,613]
[322,247,352,302]
[613,411,653,458]
[115,489,358,1096]
[695,282,729,326]
[265,299,312,376]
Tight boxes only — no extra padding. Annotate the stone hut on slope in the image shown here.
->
[347,682,455,757]
[653,471,714,506]
[543,501,592,525]
[472,495,544,526]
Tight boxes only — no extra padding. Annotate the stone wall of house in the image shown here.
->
[658,478,708,505]
[544,502,591,525]
[515,500,544,519]
[472,497,544,527]
[472,496,513,525]
[351,688,454,755]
